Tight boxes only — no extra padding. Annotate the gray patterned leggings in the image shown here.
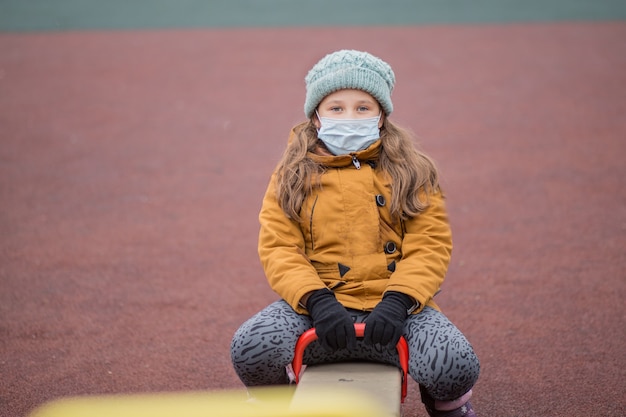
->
[231,300,480,401]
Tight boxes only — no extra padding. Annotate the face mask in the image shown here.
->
[316,111,381,155]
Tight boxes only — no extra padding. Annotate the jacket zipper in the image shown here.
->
[351,155,361,169]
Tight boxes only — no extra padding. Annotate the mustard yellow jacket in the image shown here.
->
[258,135,452,315]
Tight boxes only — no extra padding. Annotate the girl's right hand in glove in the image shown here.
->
[305,288,357,352]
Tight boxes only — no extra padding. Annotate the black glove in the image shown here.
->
[364,291,415,347]
[306,288,357,352]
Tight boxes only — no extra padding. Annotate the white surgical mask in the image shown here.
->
[316,111,381,156]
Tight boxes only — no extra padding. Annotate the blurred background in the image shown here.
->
[2,0,626,30]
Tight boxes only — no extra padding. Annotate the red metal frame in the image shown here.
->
[291,322,409,402]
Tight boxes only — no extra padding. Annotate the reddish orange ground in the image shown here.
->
[1,22,625,416]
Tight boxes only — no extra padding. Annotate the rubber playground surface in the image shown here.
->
[1,2,625,416]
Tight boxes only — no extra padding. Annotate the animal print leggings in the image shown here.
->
[230,300,480,401]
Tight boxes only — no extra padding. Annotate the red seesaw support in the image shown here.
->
[291,322,409,403]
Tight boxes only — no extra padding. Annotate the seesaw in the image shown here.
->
[290,323,409,417]
[27,323,409,417]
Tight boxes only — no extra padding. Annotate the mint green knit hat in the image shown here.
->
[304,49,396,118]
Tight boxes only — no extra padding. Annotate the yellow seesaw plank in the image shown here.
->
[28,386,388,417]
[290,362,403,417]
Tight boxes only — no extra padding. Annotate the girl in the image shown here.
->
[231,49,480,417]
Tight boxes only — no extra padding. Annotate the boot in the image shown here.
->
[424,401,477,417]
[420,385,478,417]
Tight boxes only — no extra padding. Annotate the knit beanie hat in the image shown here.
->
[304,49,396,118]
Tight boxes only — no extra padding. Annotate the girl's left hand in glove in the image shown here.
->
[364,291,416,347]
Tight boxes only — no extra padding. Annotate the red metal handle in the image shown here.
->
[291,322,409,403]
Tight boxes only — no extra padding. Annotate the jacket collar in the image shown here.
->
[308,139,382,167]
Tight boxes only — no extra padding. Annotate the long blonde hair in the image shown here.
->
[274,119,440,222]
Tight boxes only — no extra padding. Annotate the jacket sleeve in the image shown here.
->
[258,174,326,313]
[385,191,453,312]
